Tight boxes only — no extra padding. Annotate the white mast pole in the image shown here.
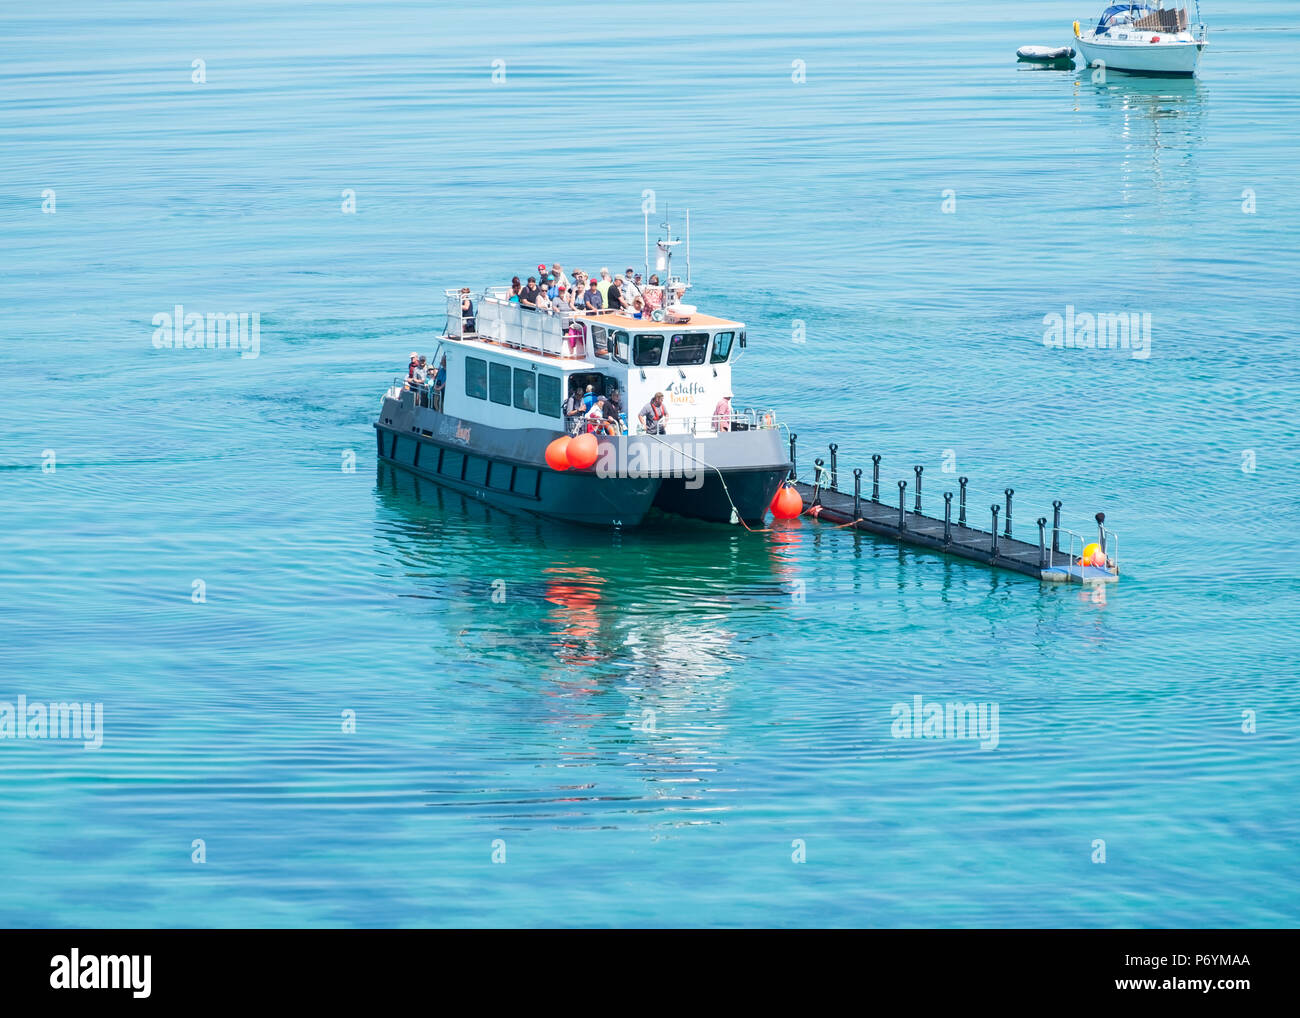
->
[685,209,691,289]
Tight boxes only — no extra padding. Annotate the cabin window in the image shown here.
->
[667,332,710,366]
[610,331,629,364]
[591,325,609,359]
[489,362,512,406]
[465,357,487,400]
[711,331,735,363]
[513,368,536,412]
[633,333,665,366]
[537,373,561,418]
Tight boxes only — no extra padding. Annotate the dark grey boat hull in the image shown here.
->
[374,390,791,528]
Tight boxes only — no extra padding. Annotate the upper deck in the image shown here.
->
[446,287,743,362]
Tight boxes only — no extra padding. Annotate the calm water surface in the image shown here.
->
[1,1,1298,926]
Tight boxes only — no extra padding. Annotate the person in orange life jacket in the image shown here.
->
[639,392,667,435]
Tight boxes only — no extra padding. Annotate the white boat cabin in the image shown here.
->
[428,287,749,436]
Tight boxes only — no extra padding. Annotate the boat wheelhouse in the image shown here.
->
[374,219,792,528]
[1074,3,1207,77]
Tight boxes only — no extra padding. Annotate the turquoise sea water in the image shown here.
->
[2,1,1298,927]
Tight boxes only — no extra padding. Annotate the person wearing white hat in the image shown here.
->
[712,391,734,432]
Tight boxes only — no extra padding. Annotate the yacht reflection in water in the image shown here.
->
[1077,74,1206,203]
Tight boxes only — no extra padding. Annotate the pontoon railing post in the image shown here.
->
[1096,512,1106,554]
[871,455,881,502]
[990,505,1000,556]
[1037,517,1048,569]
[1052,500,1063,554]
[898,481,908,531]
[853,468,862,519]
[814,457,824,503]
[789,433,797,480]
[944,492,953,545]
[914,465,923,513]
[959,476,968,526]
[829,443,838,491]
[1004,488,1014,537]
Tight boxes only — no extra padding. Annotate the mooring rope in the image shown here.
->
[644,431,773,534]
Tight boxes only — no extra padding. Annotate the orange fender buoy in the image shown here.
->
[544,436,571,471]
[566,433,599,470]
[770,483,803,520]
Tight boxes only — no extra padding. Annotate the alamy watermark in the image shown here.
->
[891,695,999,750]
[152,304,260,359]
[1043,305,1151,360]
[594,440,704,490]
[0,695,103,750]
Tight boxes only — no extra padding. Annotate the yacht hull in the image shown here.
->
[1076,34,1203,76]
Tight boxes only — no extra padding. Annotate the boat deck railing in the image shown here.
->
[446,289,629,359]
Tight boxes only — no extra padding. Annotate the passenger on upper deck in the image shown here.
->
[550,264,569,290]
[604,280,625,313]
[520,277,539,307]
[596,268,613,304]
[534,286,552,313]
[620,269,641,303]
[642,276,663,316]
[460,288,475,333]
[630,297,645,319]
[583,279,603,311]
[509,277,522,303]
[407,352,420,379]
[551,284,573,316]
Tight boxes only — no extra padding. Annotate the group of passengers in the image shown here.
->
[406,352,447,411]
[507,264,675,321]
[565,381,625,436]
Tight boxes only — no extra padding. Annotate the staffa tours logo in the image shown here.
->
[152,304,260,359]
[1043,305,1151,360]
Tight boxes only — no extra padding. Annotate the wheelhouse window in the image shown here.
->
[513,367,536,412]
[489,361,512,406]
[667,332,710,366]
[610,330,629,364]
[591,325,609,359]
[465,357,487,399]
[633,333,665,366]
[537,373,561,418]
[710,331,735,364]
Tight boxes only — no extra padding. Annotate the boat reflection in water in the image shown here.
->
[373,462,798,824]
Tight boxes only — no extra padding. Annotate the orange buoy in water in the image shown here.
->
[770,483,803,520]
[566,433,599,470]
[544,436,571,471]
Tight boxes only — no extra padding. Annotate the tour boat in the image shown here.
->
[373,216,792,528]
[1074,3,1207,77]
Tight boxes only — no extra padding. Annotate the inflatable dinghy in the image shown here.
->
[1016,45,1075,62]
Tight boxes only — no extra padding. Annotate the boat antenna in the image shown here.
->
[681,206,691,286]
[643,204,650,284]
